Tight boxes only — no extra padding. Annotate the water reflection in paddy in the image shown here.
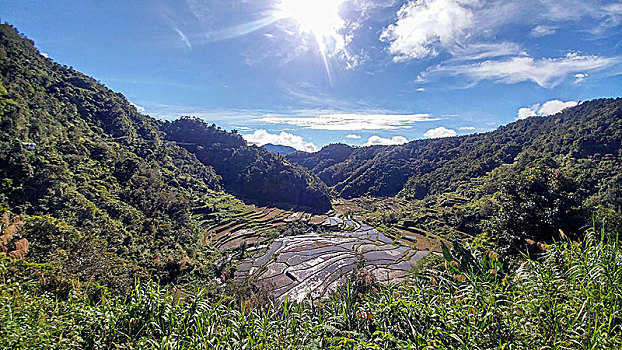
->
[235,218,432,302]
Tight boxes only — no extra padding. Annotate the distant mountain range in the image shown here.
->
[262,143,297,155]
[288,99,622,212]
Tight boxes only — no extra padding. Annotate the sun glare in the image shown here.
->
[276,0,346,52]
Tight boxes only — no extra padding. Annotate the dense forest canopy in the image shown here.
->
[161,117,331,212]
[288,99,622,214]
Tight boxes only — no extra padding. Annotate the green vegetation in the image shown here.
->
[2,227,620,349]
[162,117,331,212]
[0,22,251,291]
[2,22,622,349]
[288,99,621,213]
[0,22,329,293]
[288,100,621,248]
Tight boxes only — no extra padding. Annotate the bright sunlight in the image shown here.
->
[276,0,346,52]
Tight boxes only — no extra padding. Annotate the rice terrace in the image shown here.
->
[1,1,622,348]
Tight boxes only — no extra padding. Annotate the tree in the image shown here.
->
[489,166,587,243]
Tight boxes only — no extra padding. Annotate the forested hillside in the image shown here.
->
[0,23,328,292]
[288,99,622,212]
[0,22,262,291]
[161,118,330,211]
[287,143,356,186]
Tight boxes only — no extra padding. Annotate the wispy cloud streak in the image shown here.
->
[258,113,438,130]
[421,53,620,88]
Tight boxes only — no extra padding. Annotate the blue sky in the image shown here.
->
[3,0,622,151]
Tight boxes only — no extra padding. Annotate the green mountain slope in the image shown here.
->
[287,99,622,212]
[0,22,246,287]
[287,143,356,186]
[0,23,329,290]
[161,118,331,212]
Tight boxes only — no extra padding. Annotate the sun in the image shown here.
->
[276,0,346,52]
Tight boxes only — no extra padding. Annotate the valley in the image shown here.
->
[195,195,448,302]
[1,21,621,349]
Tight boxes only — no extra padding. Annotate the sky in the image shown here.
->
[2,0,622,151]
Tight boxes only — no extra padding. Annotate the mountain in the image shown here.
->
[161,118,331,211]
[263,143,297,155]
[287,143,356,185]
[0,23,329,291]
[287,99,622,212]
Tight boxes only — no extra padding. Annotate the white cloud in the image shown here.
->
[378,0,621,89]
[416,87,426,92]
[40,52,49,58]
[516,99,578,120]
[346,134,361,139]
[172,27,192,49]
[243,129,318,152]
[517,107,537,120]
[380,0,481,61]
[574,72,588,83]
[459,126,476,130]
[529,25,556,37]
[423,126,457,138]
[602,3,622,29]
[424,53,619,88]
[538,99,578,115]
[538,0,600,21]
[363,135,409,147]
[380,0,622,66]
[258,113,438,131]
[536,0,622,33]
[449,42,522,61]
[130,102,146,113]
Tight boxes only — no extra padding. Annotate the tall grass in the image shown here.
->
[1,229,621,349]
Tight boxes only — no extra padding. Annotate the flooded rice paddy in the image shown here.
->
[231,216,432,302]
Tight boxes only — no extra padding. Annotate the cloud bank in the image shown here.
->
[363,135,410,147]
[423,53,619,88]
[516,99,578,120]
[423,126,457,138]
[243,129,318,152]
[382,0,621,88]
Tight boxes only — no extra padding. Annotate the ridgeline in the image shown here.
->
[289,99,621,208]
[1,22,621,349]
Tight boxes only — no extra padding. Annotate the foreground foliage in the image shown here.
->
[2,229,620,349]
